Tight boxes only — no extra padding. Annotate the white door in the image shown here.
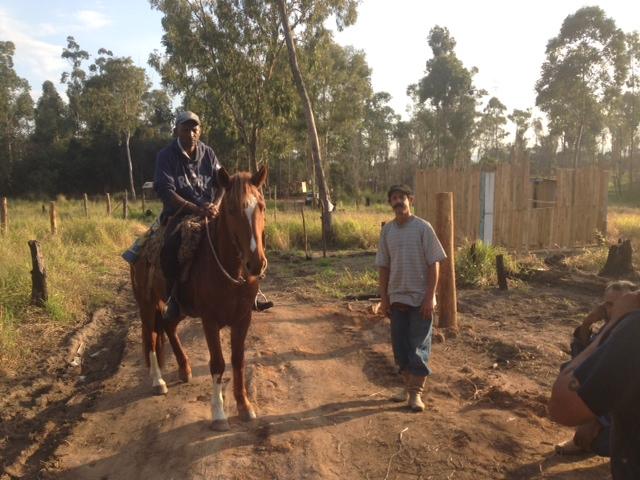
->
[480,172,495,245]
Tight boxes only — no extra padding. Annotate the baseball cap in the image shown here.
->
[175,111,201,127]
[387,184,413,201]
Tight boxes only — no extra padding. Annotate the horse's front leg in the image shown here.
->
[202,320,229,431]
[231,318,256,421]
[163,321,192,383]
[149,309,168,395]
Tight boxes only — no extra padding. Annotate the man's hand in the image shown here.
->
[421,295,436,320]
[200,202,220,218]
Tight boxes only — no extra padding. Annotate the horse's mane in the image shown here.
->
[227,172,261,209]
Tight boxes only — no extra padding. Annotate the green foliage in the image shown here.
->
[455,241,518,287]
[264,208,388,251]
[535,6,627,165]
[0,41,34,192]
[313,266,378,298]
[410,26,481,167]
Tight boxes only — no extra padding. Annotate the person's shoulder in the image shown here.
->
[157,141,178,161]
[613,310,640,335]
[381,220,396,234]
[412,216,434,231]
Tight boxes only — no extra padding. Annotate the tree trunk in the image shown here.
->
[630,131,635,193]
[125,129,137,201]
[277,0,333,238]
[573,122,584,169]
[28,240,48,307]
[599,239,635,277]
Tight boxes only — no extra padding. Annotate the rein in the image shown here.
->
[204,215,246,286]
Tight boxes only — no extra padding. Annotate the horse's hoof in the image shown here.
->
[153,382,168,395]
[179,369,192,383]
[211,419,230,431]
[239,408,257,422]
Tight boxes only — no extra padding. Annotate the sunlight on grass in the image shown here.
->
[0,198,148,370]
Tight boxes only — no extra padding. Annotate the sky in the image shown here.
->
[2,0,640,122]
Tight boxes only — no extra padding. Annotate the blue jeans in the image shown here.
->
[390,305,433,377]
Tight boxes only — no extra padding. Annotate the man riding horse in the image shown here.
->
[154,111,222,324]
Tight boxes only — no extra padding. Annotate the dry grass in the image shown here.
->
[0,198,149,373]
[564,206,640,272]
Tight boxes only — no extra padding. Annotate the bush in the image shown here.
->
[455,241,518,287]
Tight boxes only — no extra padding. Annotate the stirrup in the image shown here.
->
[254,289,273,311]
[162,296,181,324]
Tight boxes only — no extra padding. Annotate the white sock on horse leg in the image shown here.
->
[211,374,226,421]
[149,351,167,391]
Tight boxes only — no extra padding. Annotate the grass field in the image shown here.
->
[0,197,144,372]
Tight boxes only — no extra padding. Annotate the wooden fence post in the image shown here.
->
[435,192,458,332]
[273,185,278,223]
[28,240,48,306]
[301,204,310,260]
[496,254,508,290]
[83,193,89,218]
[141,190,146,212]
[106,193,112,216]
[123,191,129,219]
[49,201,57,235]
[1,197,7,235]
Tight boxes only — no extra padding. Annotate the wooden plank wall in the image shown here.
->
[414,167,481,245]
[415,163,609,250]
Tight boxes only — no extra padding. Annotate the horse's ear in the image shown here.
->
[217,166,231,189]
[251,164,268,188]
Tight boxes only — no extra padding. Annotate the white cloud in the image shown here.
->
[74,10,111,30]
[0,8,65,96]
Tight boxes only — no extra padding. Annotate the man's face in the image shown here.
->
[609,290,640,323]
[389,192,412,215]
[176,120,201,149]
[603,289,626,320]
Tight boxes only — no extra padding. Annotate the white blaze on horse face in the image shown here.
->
[211,374,227,421]
[245,195,258,253]
[149,351,167,393]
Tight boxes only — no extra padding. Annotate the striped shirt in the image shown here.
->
[375,216,447,307]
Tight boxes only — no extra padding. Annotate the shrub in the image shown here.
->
[455,241,518,287]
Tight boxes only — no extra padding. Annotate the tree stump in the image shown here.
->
[496,254,508,290]
[599,239,635,277]
[28,240,48,306]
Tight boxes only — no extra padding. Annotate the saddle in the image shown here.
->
[138,215,206,295]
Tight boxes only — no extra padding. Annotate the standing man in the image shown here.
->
[155,111,222,323]
[376,184,446,412]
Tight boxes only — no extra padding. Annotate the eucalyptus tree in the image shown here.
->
[34,81,68,144]
[476,96,508,161]
[61,36,89,136]
[508,108,532,156]
[149,0,290,173]
[535,6,628,167]
[0,41,33,192]
[412,26,481,167]
[277,0,358,239]
[80,50,150,200]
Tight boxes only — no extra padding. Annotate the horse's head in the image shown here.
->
[218,165,268,279]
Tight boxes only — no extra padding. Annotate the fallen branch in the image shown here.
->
[383,427,409,480]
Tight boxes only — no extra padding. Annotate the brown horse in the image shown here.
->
[130,165,268,431]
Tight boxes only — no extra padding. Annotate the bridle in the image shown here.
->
[204,214,247,286]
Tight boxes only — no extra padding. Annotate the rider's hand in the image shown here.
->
[201,203,220,218]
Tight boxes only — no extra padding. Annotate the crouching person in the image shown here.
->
[376,184,446,412]
[549,289,640,479]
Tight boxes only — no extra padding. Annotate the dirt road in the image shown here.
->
[4,268,612,479]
